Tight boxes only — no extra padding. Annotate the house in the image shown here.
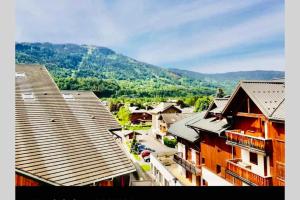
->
[157,113,195,143]
[185,97,233,186]
[113,130,142,142]
[168,97,233,186]
[150,102,182,140]
[221,80,285,186]
[128,106,152,124]
[15,64,136,186]
[168,80,285,186]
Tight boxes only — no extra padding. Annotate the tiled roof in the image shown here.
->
[168,113,203,143]
[15,64,135,186]
[160,113,194,125]
[222,80,285,121]
[205,98,229,117]
[150,102,181,114]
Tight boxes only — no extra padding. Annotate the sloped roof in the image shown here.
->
[204,98,229,118]
[187,116,230,136]
[15,64,135,186]
[270,100,285,121]
[160,113,194,125]
[150,102,181,114]
[222,80,285,121]
[168,112,204,143]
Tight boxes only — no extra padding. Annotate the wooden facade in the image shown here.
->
[222,84,285,186]
[130,112,152,124]
[170,80,285,186]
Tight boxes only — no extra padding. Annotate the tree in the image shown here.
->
[215,88,225,98]
[117,106,131,126]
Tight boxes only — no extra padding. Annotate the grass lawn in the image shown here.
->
[141,164,151,172]
[127,125,151,131]
[132,153,141,161]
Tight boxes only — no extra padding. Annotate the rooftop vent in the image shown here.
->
[22,93,34,101]
[62,93,75,101]
[15,72,26,78]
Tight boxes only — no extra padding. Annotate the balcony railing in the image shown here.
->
[226,159,272,186]
[173,153,201,176]
[225,130,272,154]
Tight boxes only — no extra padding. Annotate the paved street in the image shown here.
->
[136,130,177,154]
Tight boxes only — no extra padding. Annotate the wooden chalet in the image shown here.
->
[128,107,152,124]
[169,80,285,186]
[15,64,136,186]
[222,80,285,186]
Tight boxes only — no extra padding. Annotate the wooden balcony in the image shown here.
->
[225,130,272,154]
[226,159,272,186]
[173,153,201,176]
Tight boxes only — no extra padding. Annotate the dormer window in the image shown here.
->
[63,93,75,101]
[15,72,26,78]
[22,93,35,101]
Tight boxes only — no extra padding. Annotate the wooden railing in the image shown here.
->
[226,159,272,186]
[225,130,272,153]
[173,153,201,176]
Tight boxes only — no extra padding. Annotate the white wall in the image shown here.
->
[177,142,186,176]
[150,154,182,186]
[241,149,265,177]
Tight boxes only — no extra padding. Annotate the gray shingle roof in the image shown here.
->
[187,117,230,135]
[160,113,194,125]
[150,102,181,114]
[15,64,135,186]
[222,80,285,121]
[168,113,204,143]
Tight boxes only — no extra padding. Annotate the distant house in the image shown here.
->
[150,103,182,142]
[15,64,136,186]
[128,106,152,124]
[113,130,142,142]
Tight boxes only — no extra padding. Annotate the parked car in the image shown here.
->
[138,145,146,154]
[143,155,150,162]
[141,150,151,158]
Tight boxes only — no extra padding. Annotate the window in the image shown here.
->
[216,164,221,175]
[62,93,75,101]
[250,152,258,165]
[202,157,205,165]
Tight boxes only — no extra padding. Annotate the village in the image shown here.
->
[15,64,285,187]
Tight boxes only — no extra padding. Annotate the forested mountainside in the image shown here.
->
[16,42,284,98]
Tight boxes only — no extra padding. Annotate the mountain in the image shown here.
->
[169,68,284,82]
[15,42,284,98]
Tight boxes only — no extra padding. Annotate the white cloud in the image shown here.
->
[135,9,284,64]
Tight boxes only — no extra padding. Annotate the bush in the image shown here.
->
[163,136,177,148]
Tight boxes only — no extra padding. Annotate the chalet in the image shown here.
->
[15,64,136,186]
[128,106,152,124]
[150,102,182,140]
[168,79,285,186]
[222,80,285,186]
[169,98,233,186]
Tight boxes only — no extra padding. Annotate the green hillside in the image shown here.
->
[15,42,284,98]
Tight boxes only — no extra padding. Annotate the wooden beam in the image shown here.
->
[236,112,265,119]
[247,97,250,113]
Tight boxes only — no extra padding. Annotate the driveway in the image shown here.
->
[136,130,177,154]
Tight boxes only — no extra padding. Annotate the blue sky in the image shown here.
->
[16,0,284,73]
